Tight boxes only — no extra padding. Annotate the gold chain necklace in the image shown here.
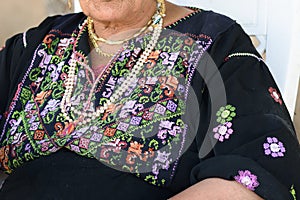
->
[87,0,166,47]
[88,17,152,46]
[89,37,115,57]
[87,17,151,57]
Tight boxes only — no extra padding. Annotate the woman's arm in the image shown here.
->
[173,22,300,199]
[170,178,263,200]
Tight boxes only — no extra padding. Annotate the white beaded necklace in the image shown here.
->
[60,0,166,127]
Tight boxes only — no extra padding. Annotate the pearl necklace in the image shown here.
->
[60,0,165,126]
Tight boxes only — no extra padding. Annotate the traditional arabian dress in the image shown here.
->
[0,9,299,200]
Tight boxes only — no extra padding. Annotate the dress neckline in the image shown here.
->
[165,7,202,29]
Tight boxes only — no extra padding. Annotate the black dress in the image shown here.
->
[0,9,299,200]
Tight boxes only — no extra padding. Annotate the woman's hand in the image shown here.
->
[169,178,264,200]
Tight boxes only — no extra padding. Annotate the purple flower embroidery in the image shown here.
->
[130,116,142,125]
[213,122,234,142]
[177,84,185,93]
[159,120,174,130]
[234,170,259,191]
[41,141,50,152]
[158,130,168,140]
[70,144,80,153]
[90,133,102,142]
[154,104,166,115]
[154,150,171,168]
[166,100,177,112]
[263,137,286,157]
[117,122,130,132]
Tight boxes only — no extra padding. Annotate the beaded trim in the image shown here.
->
[225,52,264,62]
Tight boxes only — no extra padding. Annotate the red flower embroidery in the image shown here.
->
[268,87,282,105]
[79,137,90,149]
[104,127,116,137]
[34,130,45,140]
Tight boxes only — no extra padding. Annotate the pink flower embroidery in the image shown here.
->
[269,87,282,105]
[234,170,259,191]
[213,122,234,142]
[263,137,286,158]
[79,137,90,149]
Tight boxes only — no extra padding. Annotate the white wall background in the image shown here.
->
[169,0,300,116]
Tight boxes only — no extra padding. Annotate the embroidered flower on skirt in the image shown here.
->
[268,87,283,105]
[216,104,236,124]
[263,137,286,158]
[213,122,234,142]
[234,170,260,191]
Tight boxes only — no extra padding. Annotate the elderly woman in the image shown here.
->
[0,0,299,199]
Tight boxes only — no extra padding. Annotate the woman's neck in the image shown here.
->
[92,1,157,40]
[85,1,194,40]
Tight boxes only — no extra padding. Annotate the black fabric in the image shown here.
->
[0,149,173,200]
[0,10,299,200]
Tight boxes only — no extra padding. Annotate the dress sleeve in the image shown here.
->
[0,33,24,123]
[0,16,56,130]
[191,24,300,200]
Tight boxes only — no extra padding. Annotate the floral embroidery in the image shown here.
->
[0,145,11,173]
[269,87,282,105]
[263,137,286,158]
[130,116,143,125]
[117,122,130,132]
[154,104,167,115]
[234,170,259,191]
[0,15,213,188]
[166,100,178,112]
[79,137,90,149]
[290,185,297,200]
[213,122,234,142]
[152,150,171,177]
[216,104,236,124]
[90,133,102,142]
